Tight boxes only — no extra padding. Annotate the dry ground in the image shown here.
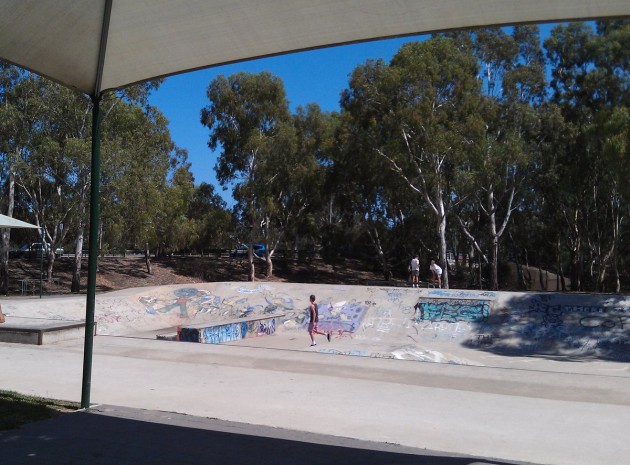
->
[6,254,388,295]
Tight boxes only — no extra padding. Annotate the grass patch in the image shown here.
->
[0,390,80,431]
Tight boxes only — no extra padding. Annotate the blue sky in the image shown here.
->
[147,24,557,204]
[147,34,428,201]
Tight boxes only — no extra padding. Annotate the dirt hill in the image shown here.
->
[6,255,386,296]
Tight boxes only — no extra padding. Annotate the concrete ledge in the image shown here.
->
[0,317,87,345]
[176,313,284,344]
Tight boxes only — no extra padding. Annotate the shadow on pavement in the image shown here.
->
[0,406,527,465]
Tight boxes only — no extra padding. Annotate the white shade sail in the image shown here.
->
[1,0,628,96]
[0,214,39,229]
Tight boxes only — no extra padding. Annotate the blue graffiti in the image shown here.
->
[416,299,490,323]
[428,289,496,299]
[316,301,368,333]
[201,323,243,344]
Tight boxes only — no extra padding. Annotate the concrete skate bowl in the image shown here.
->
[91,283,630,365]
[461,292,630,363]
[6,282,627,365]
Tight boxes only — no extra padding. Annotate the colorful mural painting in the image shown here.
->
[178,317,278,344]
[133,283,629,360]
[139,286,280,322]
[315,299,370,334]
[415,298,491,323]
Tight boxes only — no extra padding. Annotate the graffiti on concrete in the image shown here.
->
[245,318,277,337]
[315,300,370,334]
[488,295,630,360]
[200,322,243,344]
[414,298,490,324]
[428,289,496,299]
[140,288,216,318]
[317,348,395,359]
[139,287,283,321]
[237,284,272,294]
[521,297,630,333]
[415,320,472,339]
[185,317,278,344]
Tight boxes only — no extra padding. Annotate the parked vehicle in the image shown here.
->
[230,243,265,258]
[9,244,30,258]
[10,242,64,258]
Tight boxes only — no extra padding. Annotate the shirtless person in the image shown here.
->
[308,294,331,346]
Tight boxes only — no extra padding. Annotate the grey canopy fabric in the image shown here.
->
[0,214,39,229]
[1,0,628,96]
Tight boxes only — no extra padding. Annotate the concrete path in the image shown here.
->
[1,404,529,465]
[1,334,628,465]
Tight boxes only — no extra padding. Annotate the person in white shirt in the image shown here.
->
[430,260,442,288]
[410,255,420,288]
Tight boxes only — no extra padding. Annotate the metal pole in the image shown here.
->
[39,227,43,298]
[81,94,102,409]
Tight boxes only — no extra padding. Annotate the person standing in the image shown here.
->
[308,294,331,346]
[430,260,442,288]
[410,255,420,288]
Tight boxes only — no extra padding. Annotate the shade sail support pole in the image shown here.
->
[80,0,112,410]
[81,94,102,409]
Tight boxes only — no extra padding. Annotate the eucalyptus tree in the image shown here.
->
[0,63,29,292]
[251,103,329,277]
[336,64,411,279]
[4,76,87,280]
[101,101,176,275]
[455,26,545,290]
[545,20,630,291]
[201,72,293,280]
[154,161,196,256]
[342,38,481,288]
[188,182,234,252]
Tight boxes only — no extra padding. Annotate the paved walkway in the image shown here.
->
[1,404,528,465]
[1,334,629,465]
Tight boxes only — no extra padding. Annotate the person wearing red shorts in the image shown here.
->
[308,294,331,346]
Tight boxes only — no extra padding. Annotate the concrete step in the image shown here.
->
[0,316,88,345]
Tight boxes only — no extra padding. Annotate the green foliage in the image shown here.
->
[2,20,629,292]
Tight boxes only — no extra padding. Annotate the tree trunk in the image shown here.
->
[490,237,499,291]
[437,196,449,289]
[145,241,152,275]
[265,253,273,278]
[0,230,8,295]
[71,228,85,293]
[0,172,15,294]
[46,250,55,281]
[367,227,390,281]
[71,192,88,292]
[248,245,255,282]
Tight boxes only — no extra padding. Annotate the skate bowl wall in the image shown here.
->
[1,282,629,361]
